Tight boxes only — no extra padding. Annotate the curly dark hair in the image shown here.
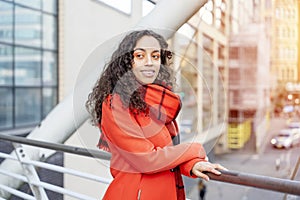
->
[86,29,175,125]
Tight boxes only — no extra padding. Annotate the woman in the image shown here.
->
[86,29,225,200]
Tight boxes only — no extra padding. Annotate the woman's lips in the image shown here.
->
[141,70,155,77]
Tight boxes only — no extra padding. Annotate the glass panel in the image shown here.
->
[218,74,226,123]
[179,76,198,136]
[96,0,132,14]
[43,14,57,49]
[43,51,57,85]
[42,0,57,14]
[15,47,42,86]
[0,44,13,86]
[0,88,13,129]
[15,6,41,47]
[178,24,196,41]
[15,0,41,10]
[15,88,41,127]
[142,0,155,16]
[42,88,57,118]
[0,1,13,43]
[202,36,213,130]
[176,39,198,136]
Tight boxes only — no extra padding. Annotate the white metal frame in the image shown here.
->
[0,151,111,200]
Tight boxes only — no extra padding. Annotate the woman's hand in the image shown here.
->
[191,161,227,181]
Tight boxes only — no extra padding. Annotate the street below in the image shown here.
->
[186,117,300,200]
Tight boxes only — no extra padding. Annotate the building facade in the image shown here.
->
[269,0,299,83]
[226,0,273,152]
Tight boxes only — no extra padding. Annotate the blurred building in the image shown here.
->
[268,0,299,84]
[225,0,271,153]
[226,0,299,152]
[267,0,300,119]
[228,22,271,151]
[0,0,231,198]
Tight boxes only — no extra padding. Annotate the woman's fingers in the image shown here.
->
[192,169,210,181]
[192,161,227,181]
[214,163,228,171]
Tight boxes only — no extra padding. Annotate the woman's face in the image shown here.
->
[132,36,161,84]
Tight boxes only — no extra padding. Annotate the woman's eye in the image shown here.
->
[152,53,160,60]
[133,52,145,60]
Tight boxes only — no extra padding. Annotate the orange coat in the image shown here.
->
[100,84,207,200]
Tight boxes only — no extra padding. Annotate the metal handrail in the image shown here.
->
[206,170,300,196]
[0,134,111,160]
[0,167,98,200]
[0,152,111,184]
[0,184,35,200]
[0,149,111,199]
[0,134,300,198]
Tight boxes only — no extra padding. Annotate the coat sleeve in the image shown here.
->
[179,158,207,178]
[101,96,207,174]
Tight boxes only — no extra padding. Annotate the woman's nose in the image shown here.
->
[145,54,153,65]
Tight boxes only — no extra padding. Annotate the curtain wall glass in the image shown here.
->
[0,0,58,131]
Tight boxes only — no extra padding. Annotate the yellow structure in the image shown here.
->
[228,119,251,149]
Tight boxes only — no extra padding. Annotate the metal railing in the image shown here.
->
[0,134,112,200]
[0,134,300,200]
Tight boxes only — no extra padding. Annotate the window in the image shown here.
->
[142,0,155,16]
[275,8,280,19]
[42,88,57,118]
[15,6,42,47]
[15,88,42,127]
[178,24,196,41]
[43,51,57,86]
[0,45,13,86]
[96,0,132,15]
[199,3,213,25]
[15,0,41,10]
[0,1,13,43]
[0,88,13,128]
[43,14,57,49]
[229,47,238,59]
[0,0,58,131]
[265,0,272,9]
[42,0,57,14]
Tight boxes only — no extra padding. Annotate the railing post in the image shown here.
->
[13,143,49,200]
